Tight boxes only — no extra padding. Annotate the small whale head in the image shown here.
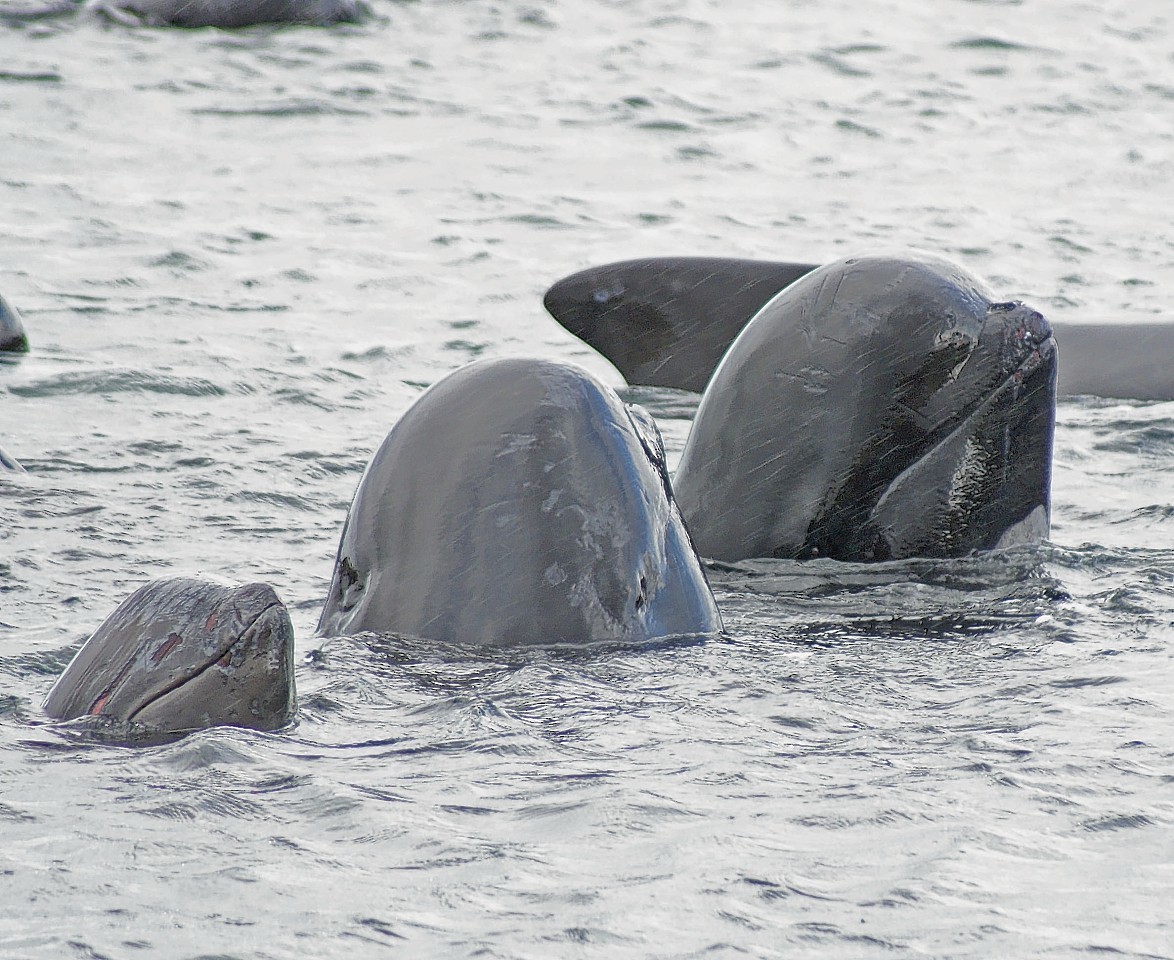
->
[44,578,296,737]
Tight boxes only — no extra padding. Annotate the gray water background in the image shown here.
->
[1,1,1172,957]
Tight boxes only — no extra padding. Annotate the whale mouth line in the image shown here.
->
[89,600,285,723]
[938,331,1057,451]
[871,330,1057,550]
[905,327,1056,444]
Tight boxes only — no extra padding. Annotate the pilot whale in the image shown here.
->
[317,356,723,642]
[673,253,1057,562]
[44,578,296,736]
[551,251,1057,563]
[544,255,1174,401]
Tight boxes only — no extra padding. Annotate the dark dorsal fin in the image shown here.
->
[543,257,815,393]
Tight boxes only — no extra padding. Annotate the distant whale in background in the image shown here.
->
[560,252,1058,563]
[44,578,296,737]
[0,0,362,28]
[318,356,723,643]
[544,256,1174,402]
[0,293,29,354]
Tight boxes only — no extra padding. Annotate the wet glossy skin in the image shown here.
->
[0,445,23,472]
[317,357,723,643]
[671,252,1057,562]
[543,258,814,394]
[543,256,1173,401]
[44,578,296,734]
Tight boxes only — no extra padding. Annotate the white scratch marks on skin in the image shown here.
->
[828,269,846,309]
[496,433,538,457]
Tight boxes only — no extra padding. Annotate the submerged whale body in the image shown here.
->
[317,356,723,643]
[671,253,1058,562]
[544,255,1174,401]
[92,0,361,27]
[44,578,296,736]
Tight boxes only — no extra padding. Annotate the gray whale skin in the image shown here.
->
[44,578,296,736]
[317,356,723,643]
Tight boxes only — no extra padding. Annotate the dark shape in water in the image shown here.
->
[0,293,29,354]
[0,0,363,28]
[672,252,1057,562]
[550,252,1057,563]
[0,444,24,472]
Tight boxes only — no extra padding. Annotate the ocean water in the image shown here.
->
[1,1,1172,957]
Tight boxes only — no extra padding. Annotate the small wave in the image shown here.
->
[1082,813,1156,832]
[835,118,882,138]
[272,386,335,410]
[0,800,36,822]
[0,69,62,83]
[8,369,228,398]
[811,51,872,78]
[226,490,316,511]
[635,119,695,133]
[1049,675,1127,689]
[951,36,1041,52]
[191,99,369,118]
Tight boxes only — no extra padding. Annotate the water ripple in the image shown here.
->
[8,369,228,398]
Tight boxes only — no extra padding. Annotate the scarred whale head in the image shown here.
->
[44,578,296,735]
[672,251,1057,562]
[317,357,722,644]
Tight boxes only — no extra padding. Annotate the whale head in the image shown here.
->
[44,578,296,736]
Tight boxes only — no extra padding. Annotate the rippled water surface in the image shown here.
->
[2,1,1172,957]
